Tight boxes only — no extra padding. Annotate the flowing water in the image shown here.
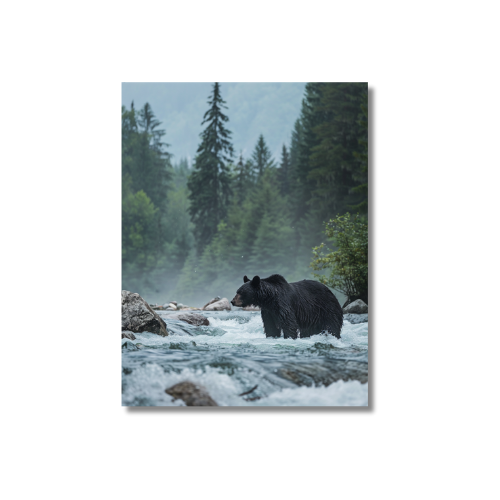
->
[122,310,369,406]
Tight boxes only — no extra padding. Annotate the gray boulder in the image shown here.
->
[175,313,210,326]
[122,290,169,337]
[202,296,221,309]
[121,331,136,340]
[343,299,368,314]
[204,298,231,311]
[165,381,218,406]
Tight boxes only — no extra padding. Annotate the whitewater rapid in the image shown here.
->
[122,310,368,406]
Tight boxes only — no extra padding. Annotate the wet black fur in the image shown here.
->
[233,274,343,339]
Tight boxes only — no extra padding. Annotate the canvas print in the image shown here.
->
[121,82,368,406]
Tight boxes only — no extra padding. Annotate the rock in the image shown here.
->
[122,341,139,351]
[122,290,169,337]
[204,297,231,311]
[122,331,136,340]
[170,301,178,306]
[202,296,221,309]
[344,313,368,324]
[150,304,163,310]
[276,358,368,386]
[175,313,210,326]
[165,381,218,406]
[343,299,368,314]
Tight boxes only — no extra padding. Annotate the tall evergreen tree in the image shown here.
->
[309,82,367,219]
[277,144,291,196]
[350,94,369,213]
[292,83,325,223]
[187,82,234,254]
[251,134,275,177]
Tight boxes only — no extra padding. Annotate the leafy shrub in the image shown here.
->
[310,213,368,305]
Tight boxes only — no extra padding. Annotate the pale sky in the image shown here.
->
[122,82,306,166]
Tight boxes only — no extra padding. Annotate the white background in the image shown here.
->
[1,1,499,499]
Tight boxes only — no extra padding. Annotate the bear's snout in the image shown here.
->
[231,294,243,307]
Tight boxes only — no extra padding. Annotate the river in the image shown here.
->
[122,309,368,406]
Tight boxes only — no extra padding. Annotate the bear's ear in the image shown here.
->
[251,275,261,287]
[243,275,249,283]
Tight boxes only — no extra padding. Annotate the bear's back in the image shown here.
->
[289,279,342,316]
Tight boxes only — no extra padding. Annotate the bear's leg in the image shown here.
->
[326,325,341,339]
[261,310,281,338]
[282,318,300,340]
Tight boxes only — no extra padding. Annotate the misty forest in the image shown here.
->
[122,82,368,307]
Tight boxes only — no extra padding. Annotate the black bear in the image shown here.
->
[231,274,343,339]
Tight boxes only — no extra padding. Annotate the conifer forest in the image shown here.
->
[122,83,368,306]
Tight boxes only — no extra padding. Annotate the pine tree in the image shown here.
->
[251,134,275,177]
[350,94,368,213]
[292,83,325,223]
[277,144,291,196]
[309,82,367,219]
[136,103,172,212]
[187,82,234,254]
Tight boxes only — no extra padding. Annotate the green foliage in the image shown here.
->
[187,83,234,254]
[122,177,158,268]
[122,102,194,300]
[310,213,368,304]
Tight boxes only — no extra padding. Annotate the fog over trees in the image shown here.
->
[122,82,368,305]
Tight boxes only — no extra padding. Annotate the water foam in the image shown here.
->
[122,311,368,406]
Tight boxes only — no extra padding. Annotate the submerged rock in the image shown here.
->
[122,341,139,351]
[122,290,169,337]
[174,313,210,326]
[344,313,368,324]
[165,381,218,406]
[121,331,136,340]
[204,298,231,311]
[276,358,368,386]
[343,299,368,314]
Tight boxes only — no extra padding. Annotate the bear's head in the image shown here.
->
[231,275,261,307]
